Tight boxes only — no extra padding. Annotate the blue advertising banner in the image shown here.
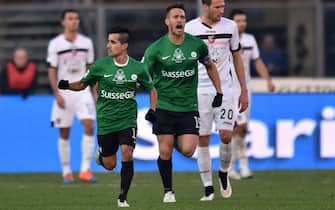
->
[0,93,334,172]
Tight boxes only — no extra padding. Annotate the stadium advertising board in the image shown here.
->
[0,92,334,172]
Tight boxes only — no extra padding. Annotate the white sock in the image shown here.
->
[230,135,240,172]
[58,138,71,176]
[80,134,95,172]
[236,135,249,170]
[219,143,232,172]
[197,146,213,187]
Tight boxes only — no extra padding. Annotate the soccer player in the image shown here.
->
[185,0,248,201]
[47,9,96,184]
[229,9,275,180]
[142,3,223,203]
[58,27,156,207]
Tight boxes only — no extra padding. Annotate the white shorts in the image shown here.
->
[234,90,251,125]
[198,90,236,136]
[51,90,95,128]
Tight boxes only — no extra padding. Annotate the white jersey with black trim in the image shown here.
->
[47,33,94,84]
[232,32,259,91]
[185,17,240,94]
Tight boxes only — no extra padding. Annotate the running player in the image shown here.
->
[58,26,156,207]
[142,2,223,203]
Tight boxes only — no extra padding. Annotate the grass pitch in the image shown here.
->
[0,170,334,210]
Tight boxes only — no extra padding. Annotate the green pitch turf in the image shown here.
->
[0,170,334,210]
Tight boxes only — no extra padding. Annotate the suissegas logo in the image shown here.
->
[101,90,134,100]
[134,106,335,160]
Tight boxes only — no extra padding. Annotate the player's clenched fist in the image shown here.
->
[58,80,69,89]
[212,92,223,107]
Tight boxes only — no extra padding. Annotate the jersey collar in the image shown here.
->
[113,55,129,67]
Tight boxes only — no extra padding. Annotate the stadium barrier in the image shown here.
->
[1,90,334,172]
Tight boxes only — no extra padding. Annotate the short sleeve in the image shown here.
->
[80,63,99,86]
[87,39,94,64]
[198,40,211,65]
[230,22,241,52]
[141,45,156,73]
[251,35,260,60]
[46,41,58,68]
[137,64,154,91]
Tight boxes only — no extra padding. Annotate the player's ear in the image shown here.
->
[61,20,65,28]
[123,43,128,50]
[165,18,169,27]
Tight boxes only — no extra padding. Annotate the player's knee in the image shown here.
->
[235,124,247,137]
[85,125,94,135]
[121,149,133,162]
[103,161,116,171]
[182,148,195,157]
[219,131,232,144]
[82,120,94,134]
[159,147,173,159]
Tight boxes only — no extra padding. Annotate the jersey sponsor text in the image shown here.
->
[101,90,135,100]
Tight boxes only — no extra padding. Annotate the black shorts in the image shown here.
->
[153,108,199,136]
[97,127,137,157]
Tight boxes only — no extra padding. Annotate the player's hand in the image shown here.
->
[58,80,69,89]
[238,90,249,113]
[267,80,275,92]
[145,109,156,123]
[56,94,65,109]
[212,92,223,107]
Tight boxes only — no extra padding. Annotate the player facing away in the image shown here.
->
[229,9,275,180]
[47,9,96,184]
[142,3,223,203]
[58,27,156,207]
[185,0,249,201]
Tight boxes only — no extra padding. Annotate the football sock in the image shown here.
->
[58,138,71,176]
[119,161,134,202]
[219,142,232,172]
[81,134,95,172]
[236,135,248,169]
[157,156,173,193]
[218,171,228,190]
[197,146,213,187]
[231,135,240,171]
[205,186,214,196]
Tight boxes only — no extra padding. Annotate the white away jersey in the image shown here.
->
[185,17,240,94]
[47,33,94,83]
[232,33,259,91]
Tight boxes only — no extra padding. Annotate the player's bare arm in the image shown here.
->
[149,88,157,110]
[58,80,88,91]
[48,67,65,109]
[254,58,275,92]
[232,51,248,112]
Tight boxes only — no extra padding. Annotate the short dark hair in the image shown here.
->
[202,0,212,6]
[108,26,130,44]
[230,9,247,19]
[165,2,185,17]
[61,9,80,20]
